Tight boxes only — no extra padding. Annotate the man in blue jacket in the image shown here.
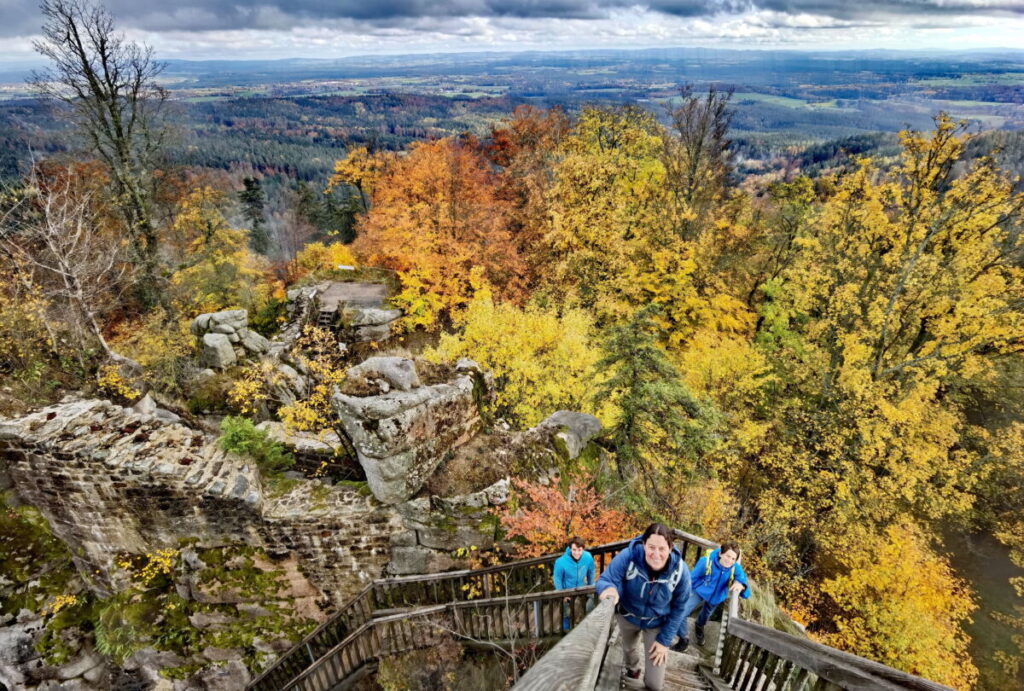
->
[597,524,691,690]
[553,536,595,630]
[672,541,750,652]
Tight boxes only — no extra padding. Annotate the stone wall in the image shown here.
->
[0,398,402,606]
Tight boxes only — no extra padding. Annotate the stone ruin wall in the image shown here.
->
[0,399,403,606]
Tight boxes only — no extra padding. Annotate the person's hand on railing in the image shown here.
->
[648,641,668,667]
[598,587,619,605]
[730,581,745,595]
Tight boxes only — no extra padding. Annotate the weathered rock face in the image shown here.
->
[343,306,403,343]
[387,478,510,576]
[0,613,112,691]
[346,356,421,393]
[191,309,271,369]
[333,359,483,505]
[0,398,402,604]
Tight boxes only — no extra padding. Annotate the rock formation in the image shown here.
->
[191,310,271,370]
[332,357,485,504]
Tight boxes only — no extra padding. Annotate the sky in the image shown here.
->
[0,0,1022,63]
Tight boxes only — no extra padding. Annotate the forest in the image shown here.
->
[1,4,1024,690]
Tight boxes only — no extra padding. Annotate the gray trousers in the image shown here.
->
[616,613,668,691]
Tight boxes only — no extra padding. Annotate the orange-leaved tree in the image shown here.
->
[352,136,525,328]
[488,105,570,288]
[500,479,631,558]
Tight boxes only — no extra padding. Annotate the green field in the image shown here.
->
[916,72,1024,87]
[732,92,809,108]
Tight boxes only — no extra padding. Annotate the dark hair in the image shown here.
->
[719,541,740,558]
[641,523,673,545]
[568,536,585,549]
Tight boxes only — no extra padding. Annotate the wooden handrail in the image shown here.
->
[249,530,716,690]
[717,618,954,691]
[512,598,616,690]
[282,587,597,691]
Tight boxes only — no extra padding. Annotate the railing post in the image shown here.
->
[714,589,739,676]
[532,600,542,638]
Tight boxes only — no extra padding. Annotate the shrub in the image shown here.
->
[217,416,294,475]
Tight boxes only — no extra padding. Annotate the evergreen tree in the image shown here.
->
[592,305,718,494]
[238,177,269,254]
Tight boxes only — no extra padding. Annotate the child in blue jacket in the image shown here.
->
[672,541,749,652]
[597,524,691,691]
[554,536,596,631]
[553,536,596,590]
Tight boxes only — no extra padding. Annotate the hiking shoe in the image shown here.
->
[695,628,705,648]
[672,636,689,653]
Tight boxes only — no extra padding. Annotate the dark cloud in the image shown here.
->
[2,0,1021,37]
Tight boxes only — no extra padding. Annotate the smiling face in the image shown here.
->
[643,534,671,572]
[570,543,584,560]
[718,549,738,568]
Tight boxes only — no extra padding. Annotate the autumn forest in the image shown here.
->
[2,2,1024,690]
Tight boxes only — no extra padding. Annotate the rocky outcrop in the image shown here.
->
[0,398,401,603]
[0,612,112,691]
[332,358,483,504]
[191,310,271,369]
[386,477,510,575]
[343,306,402,343]
[537,411,604,461]
[346,356,421,393]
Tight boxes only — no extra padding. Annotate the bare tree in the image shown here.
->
[662,84,734,239]
[30,0,167,304]
[0,165,138,367]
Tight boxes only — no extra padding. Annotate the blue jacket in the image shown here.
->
[595,536,692,647]
[690,549,750,607]
[553,548,595,590]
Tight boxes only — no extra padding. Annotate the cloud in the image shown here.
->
[4,0,1020,37]
[0,0,1021,58]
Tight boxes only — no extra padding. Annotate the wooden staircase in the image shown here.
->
[249,528,956,691]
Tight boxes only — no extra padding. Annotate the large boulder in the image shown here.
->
[348,308,402,327]
[346,356,421,393]
[201,333,237,369]
[539,411,603,460]
[239,328,270,354]
[332,373,482,504]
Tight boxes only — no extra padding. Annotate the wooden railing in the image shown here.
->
[715,613,953,691]
[512,598,617,690]
[250,529,716,690]
[281,587,598,691]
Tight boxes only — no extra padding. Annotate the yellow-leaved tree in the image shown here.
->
[546,106,754,344]
[816,523,978,690]
[425,291,604,428]
[168,186,267,316]
[292,241,358,281]
[711,115,1024,680]
[325,145,388,214]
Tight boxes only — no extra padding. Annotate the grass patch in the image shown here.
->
[218,416,295,475]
